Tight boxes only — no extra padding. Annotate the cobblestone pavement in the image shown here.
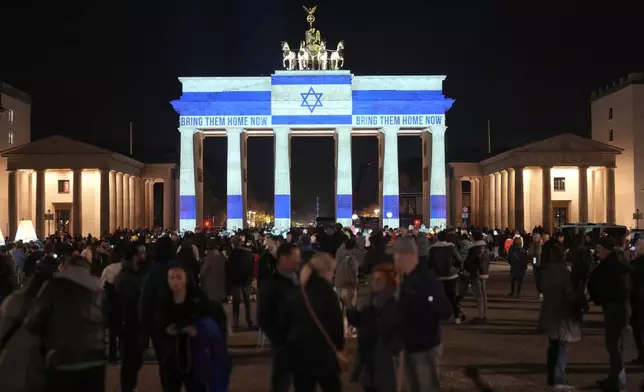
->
[106,263,644,391]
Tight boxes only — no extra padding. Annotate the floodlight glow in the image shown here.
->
[0,228,4,245]
[15,220,38,242]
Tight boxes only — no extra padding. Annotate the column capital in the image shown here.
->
[178,127,197,134]
[335,126,352,133]
[429,125,447,135]
[380,126,399,134]
[578,165,590,169]
[226,127,244,134]
[512,166,525,172]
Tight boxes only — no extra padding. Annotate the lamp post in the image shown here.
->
[634,208,643,230]
[386,211,392,228]
[351,213,358,226]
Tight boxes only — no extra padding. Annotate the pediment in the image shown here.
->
[2,135,113,157]
[514,133,622,154]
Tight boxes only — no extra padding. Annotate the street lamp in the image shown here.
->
[386,211,392,227]
[351,213,358,226]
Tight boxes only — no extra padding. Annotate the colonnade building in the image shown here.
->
[448,133,622,232]
[1,136,177,239]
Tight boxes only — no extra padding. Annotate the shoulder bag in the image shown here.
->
[300,284,349,373]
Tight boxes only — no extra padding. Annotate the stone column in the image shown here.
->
[542,166,552,233]
[132,177,140,228]
[514,167,525,232]
[8,171,18,239]
[508,169,516,230]
[129,175,135,228]
[578,166,589,223]
[470,178,477,226]
[100,170,110,236]
[109,171,116,232]
[143,179,149,227]
[335,127,353,227]
[241,133,248,229]
[179,127,196,231]
[123,174,130,229]
[115,172,123,229]
[163,177,175,230]
[429,124,448,228]
[489,174,496,228]
[274,127,291,230]
[148,180,155,228]
[421,130,432,226]
[194,133,204,229]
[381,127,400,228]
[377,133,385,227]
[474,178,481,226]
[225,128,244,230]
[494,172,502,228]
[500,170,508,229]
[35,170,45,239]
[453,176,463,227]
[606,166,616,224]
[72,169,83,236]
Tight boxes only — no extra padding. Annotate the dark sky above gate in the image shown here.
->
[2,0,643,221]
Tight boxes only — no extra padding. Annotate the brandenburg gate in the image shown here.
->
[172,6,454,231]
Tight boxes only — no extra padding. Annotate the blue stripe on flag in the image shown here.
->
[353,101,452,115]
[275,194,290,219]
[179,196,196,220]
[383,195,400,219]
[336,194,353,219]
[180,91,271,101]
[227,195,243,220]
[272,115,352,125]
[271,75,352,85]
[430,195,447,220]
[172,101,271,116]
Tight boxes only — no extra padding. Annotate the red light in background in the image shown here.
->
[414,219,421,227]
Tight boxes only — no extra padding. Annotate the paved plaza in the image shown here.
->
[106,263,643,391]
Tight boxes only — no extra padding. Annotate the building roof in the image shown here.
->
[590,72,644,101]
[450,133,622,177]
[1,82,31,104]
[1,135,174,176]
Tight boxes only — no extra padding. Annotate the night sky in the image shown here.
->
[2,0,643,222]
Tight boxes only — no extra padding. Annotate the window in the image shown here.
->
[7,131,13,145]
[57,180,70,194]
[608,107,613,120]
[7,109,14,124]
[554,177,566,191]
[609,129,614,142]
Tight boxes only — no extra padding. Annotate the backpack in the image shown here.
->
[336,254,358,287]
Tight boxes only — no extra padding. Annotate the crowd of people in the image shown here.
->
[0,223,642,392]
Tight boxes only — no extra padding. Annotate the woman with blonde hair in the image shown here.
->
[288,253,345,392]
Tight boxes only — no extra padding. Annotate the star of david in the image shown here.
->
[300,87,323,113]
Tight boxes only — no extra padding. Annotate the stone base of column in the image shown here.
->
[227,219,244,231]
[337,218,353,228]
[179,194,196,232]
[274,194,291,231]
[430,194,447,229]
[274,218,291,231]
[385,218,400,229]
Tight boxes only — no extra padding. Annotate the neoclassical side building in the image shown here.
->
[1,136,177,239]
[448,133,623,232]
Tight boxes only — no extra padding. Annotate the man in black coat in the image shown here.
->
[25,255,105,391]
[115,242,146,392]
[588,237,632,392]
[393,236,452,392]
[226,236,255,329]
[258,243,301,392]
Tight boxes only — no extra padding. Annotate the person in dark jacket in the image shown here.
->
[287,253,344,392]
[428,231,462,323]
[568,233,594,296]
[257,236,279,285]
[507,237,528,298]
[298,235,316,263]
[161,263,226,392]
[588,237,632,392]
[628,240,644,365]
[347,263,402,392]
[115,242,146,392]
[393,236,452,392]
[464,231,492,324]
[226,237,255,330]
[258,243,301,392]
[0,254,17,304]
[25,255,106,392]
[140,236,175,388]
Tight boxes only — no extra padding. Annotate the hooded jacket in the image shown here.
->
[25,266,105,370]
[427,241,462,280]
[588,251,632,306]
[464,240,491,279]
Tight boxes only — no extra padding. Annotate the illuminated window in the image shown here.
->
[58,180,70,194]
[7,131,13,145]
[609,129,614,142]
[608,108,613,120]
[7,109,14,123]
[554,177,566,192]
